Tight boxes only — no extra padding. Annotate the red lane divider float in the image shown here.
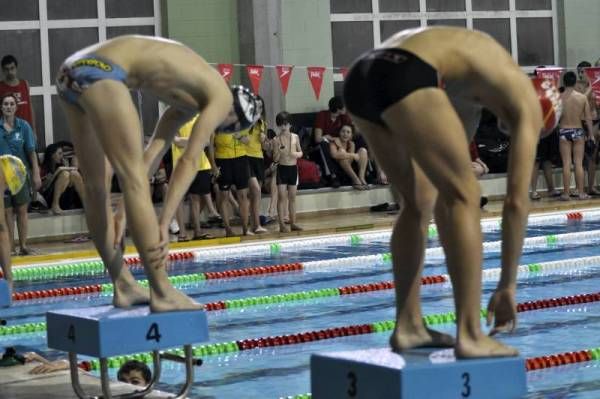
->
[124,251,195,265]
[526,350,592,371]
[12,284,103,301]
[566,212,583,220]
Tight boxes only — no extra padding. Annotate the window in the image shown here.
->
[0,1,160,144]
[473,18,511,51]
[516,0,551,11]
[331,21,374,68]
[472,0,509,11]
[379,0,419,13]
[426,0,465,12]
[517,17,554,65]
[330,0,372,13]
[427,19,467,27]
[380,20,420,42]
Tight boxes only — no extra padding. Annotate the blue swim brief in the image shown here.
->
[55,54,128,105]
[558,128,585,142]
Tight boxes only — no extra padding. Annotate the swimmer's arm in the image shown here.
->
[272,137,282,163]
[499,120,539,290]
[291,134,303,159]
[159,99,231,230]
[173,136,188,148]
[584,101,594,140]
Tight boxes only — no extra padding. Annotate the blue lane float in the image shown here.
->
[0,279,10,308]
[47,306,209,399]
[311,347,526,399]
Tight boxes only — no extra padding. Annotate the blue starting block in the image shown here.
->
[0,279,10,307]
[47,306,209,399]
[311,347,526,399]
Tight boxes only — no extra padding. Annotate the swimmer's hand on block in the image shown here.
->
[0,279,11,308]
[46,305,208,357]
[0,155,27,195]
[311,347,526,399]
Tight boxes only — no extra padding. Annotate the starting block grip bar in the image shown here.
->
[311,347,526,399]
[46,305,209,357]
[0,279,10,308]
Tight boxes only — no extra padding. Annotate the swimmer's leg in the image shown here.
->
[381,88,517,358]
[351,115,454,351]
[61,100,149,308]
[78,80,201,312]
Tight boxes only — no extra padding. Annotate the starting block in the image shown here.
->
[311,347,526,399]
[0,279,10,307]
[47,306,209,399]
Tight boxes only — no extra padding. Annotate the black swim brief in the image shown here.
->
[343,48,439,126]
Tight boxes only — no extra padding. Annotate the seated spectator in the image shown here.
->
[311,96,353,187]
[329,124,368,190]
[40,143,84,214]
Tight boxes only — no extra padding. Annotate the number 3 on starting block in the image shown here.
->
[311,348,526,399]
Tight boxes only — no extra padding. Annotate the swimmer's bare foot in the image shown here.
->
[150,286,204,313]
[280,224,290,233]
[290,223,303,231]
[51,206,63,215]
[112,279,150,308]
[390,325,455,352]
[455,334,518,359]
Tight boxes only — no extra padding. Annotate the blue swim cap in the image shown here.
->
[217,86,261,133]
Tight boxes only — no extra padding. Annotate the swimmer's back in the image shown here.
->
[381,27,539,127]
[65,35,226,110]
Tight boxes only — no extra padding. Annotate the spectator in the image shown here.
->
[329,124,369,189]
[0,55,35,131]
[172,115,219,241]
[575,61,600,195]
[40,143,84,214]
[529,128,560,200]
[0,93,40,255]
[0,159,12,291]
[116,360,152,387]
[214,120,252,236]
[469,140,490,208]
[312,96,353,187]
[244,96,268,234]
[262,128,282,223]
[273,111,303,232]
[558,71,594,200]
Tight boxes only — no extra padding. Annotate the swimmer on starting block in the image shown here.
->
[0,154,27,292]
[56,35,261,312]
[343,27,559,357]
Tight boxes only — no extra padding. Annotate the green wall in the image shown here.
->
[162,0,240,67]
[558,0,600,67]
[280,0,334,113]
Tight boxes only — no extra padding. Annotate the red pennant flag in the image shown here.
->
[307,66,326,100]
[217,63,233,83]
[535,67,563,85]
[275,65,294,95]
[246,65,265,94]
[584,67,600,108]
[340,67,349,79]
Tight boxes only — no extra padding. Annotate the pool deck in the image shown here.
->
[12,195,600,264]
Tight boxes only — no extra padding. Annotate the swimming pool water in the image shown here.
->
[3,218,600,398]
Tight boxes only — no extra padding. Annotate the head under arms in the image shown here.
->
[69,35,231,113]
[382,27,543,133]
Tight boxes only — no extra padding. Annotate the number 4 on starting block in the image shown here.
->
[311,347,526,399]
[47,305,209,399]
[0,279,10,307]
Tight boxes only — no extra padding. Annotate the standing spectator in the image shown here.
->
[558,71,594,201]
[329,124,369,189]
[0,93,41,255]
[0,159,13,290]
[0,55,35,131]
[575,61,600,194]
[273,112,303,233]
[214,122,252,236]
[244,103,268,234]
[312,96,353,187]
[172,115,219,241]
[40,143,84,214]
[529,129,560,200]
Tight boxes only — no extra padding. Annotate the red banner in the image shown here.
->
[307,66,326,100]
[584,67,600,108]
[535,67,564,84]
[275,65,294,95]
[217,63,233,83]
[340,67,348,79]
[246,65,265,94]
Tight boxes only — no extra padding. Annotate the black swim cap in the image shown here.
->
[217,86,261,133]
